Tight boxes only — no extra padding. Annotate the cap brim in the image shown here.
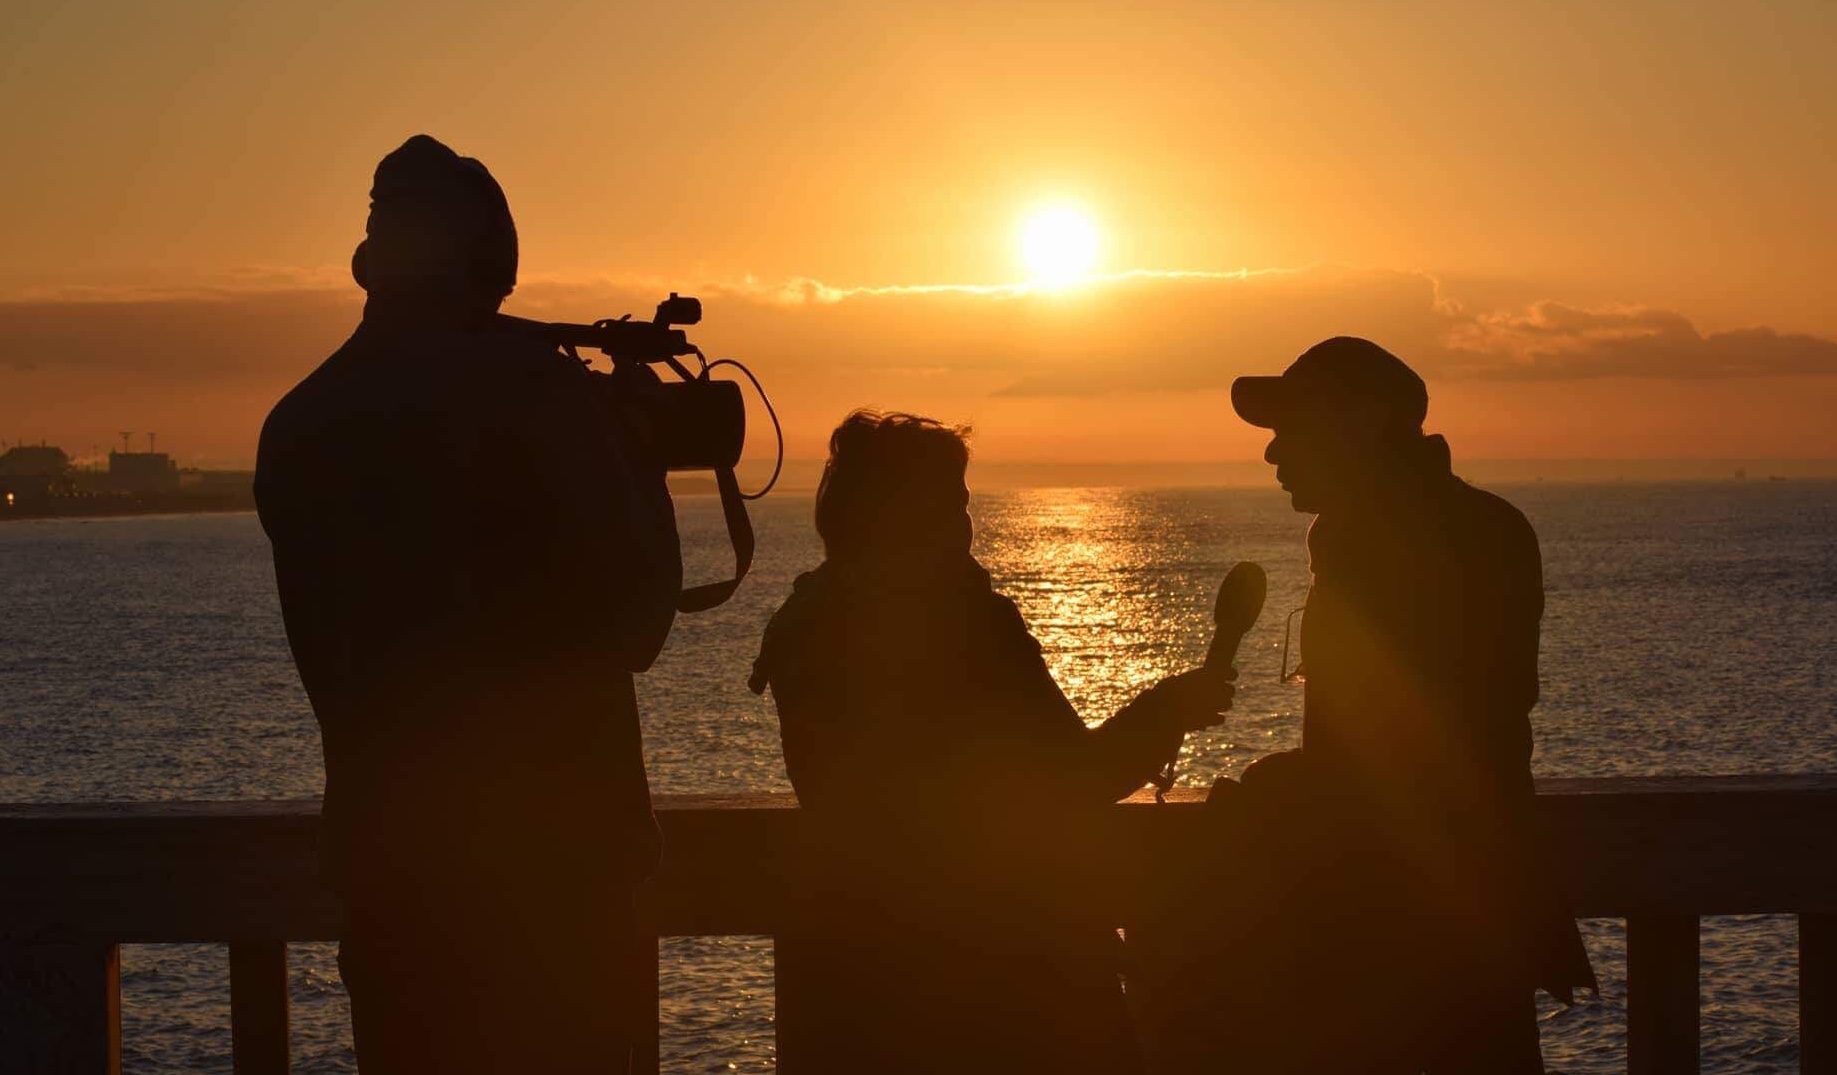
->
[1231,376,1290,429]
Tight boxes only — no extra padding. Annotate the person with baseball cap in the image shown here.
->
[256,136,682,1073]
[1224,337,1594,1071]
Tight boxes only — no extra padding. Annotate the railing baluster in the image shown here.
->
[229,941,289,1075]
[1803,914,1837,1075]
[0,941,122,1075]
[1627,913,1699,1075]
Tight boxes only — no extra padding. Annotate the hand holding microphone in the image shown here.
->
[1149,669,1238,733]
[1147,563,1266,798]
[1158,562,1267,724]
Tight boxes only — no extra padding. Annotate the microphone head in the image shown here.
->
[1214,561,1268,638]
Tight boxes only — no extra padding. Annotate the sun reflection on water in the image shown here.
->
[971,486,1313,786]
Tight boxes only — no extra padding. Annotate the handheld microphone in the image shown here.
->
[1152,561,1267,801]
[1206,561,1268,673]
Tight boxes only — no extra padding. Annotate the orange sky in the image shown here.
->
[3,0,1835,469]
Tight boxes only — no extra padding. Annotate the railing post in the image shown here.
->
[1803,914,1837,1075]
[773,932,819,1074]
[633,932,661,1075]
[229,941,289,1075]
[0,941,122,1075]
[1627,914,1699,1075]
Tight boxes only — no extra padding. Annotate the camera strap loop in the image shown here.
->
[676,466,754,613]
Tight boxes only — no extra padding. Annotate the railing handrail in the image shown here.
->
[7,775,1837,943]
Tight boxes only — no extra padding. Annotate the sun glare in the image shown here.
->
[1018,205,1100,286]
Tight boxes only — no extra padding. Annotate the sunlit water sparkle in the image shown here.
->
[3,481,1833,1073]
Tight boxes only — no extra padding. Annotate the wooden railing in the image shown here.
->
[4,775,1837,1074]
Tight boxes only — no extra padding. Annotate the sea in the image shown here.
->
[3,479,1834,1074]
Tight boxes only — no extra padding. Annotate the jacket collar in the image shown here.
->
[1308,433,1457,566]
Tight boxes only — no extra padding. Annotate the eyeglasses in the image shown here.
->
[1279,605,1307,684]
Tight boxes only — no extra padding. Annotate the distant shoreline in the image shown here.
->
[7,477,1827,524]
[1,495,256,523]
[696,458,1837,494]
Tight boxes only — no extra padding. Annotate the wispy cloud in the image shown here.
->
[4,266,354,305]
[7,263,1834,387]
[1445,301,1837,380]
[5,263,1834,463]
[753,267,1294,304]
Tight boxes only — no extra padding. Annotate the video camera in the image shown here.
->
[500,295,780,613]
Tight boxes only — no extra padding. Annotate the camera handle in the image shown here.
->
[704,356,784,501]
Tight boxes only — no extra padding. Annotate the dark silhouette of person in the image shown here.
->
[255,135,682,1073]
[1219,337,1595,1072]
[748,411,1234,1074]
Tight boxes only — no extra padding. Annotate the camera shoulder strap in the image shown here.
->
[676,466,754,613]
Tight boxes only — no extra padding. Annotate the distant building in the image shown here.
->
[0,445,72,505]
[179,469,256,502]
[109,450,180,494]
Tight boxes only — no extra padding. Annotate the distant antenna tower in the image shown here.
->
[147,432,157,454]
[119,431,134,454]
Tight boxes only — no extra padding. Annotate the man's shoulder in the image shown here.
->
[1445,477,1540,565]
[257,332,367,457]
[435,328,600,418]
[270,324,583,423]
[1452,478,1532,530]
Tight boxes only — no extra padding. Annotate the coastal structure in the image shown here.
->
[0,435,254,518]
[0,444,73,506]
[107,450,179,494]
[107,432,179,494]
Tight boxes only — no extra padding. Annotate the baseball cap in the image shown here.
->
[1231,337,1428,431]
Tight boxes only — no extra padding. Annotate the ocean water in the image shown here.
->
[2,480,1834,1073]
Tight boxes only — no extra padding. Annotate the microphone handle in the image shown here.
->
[1154,626,1249,801]
[1205,626,1252,672]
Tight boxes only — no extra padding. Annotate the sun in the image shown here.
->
[1018,205,1100,286]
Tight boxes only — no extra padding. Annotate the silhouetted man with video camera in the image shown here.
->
[256,135,681,1073]
[1226,338,1594,1072]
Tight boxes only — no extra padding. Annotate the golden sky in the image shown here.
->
[3,0,1834,469]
